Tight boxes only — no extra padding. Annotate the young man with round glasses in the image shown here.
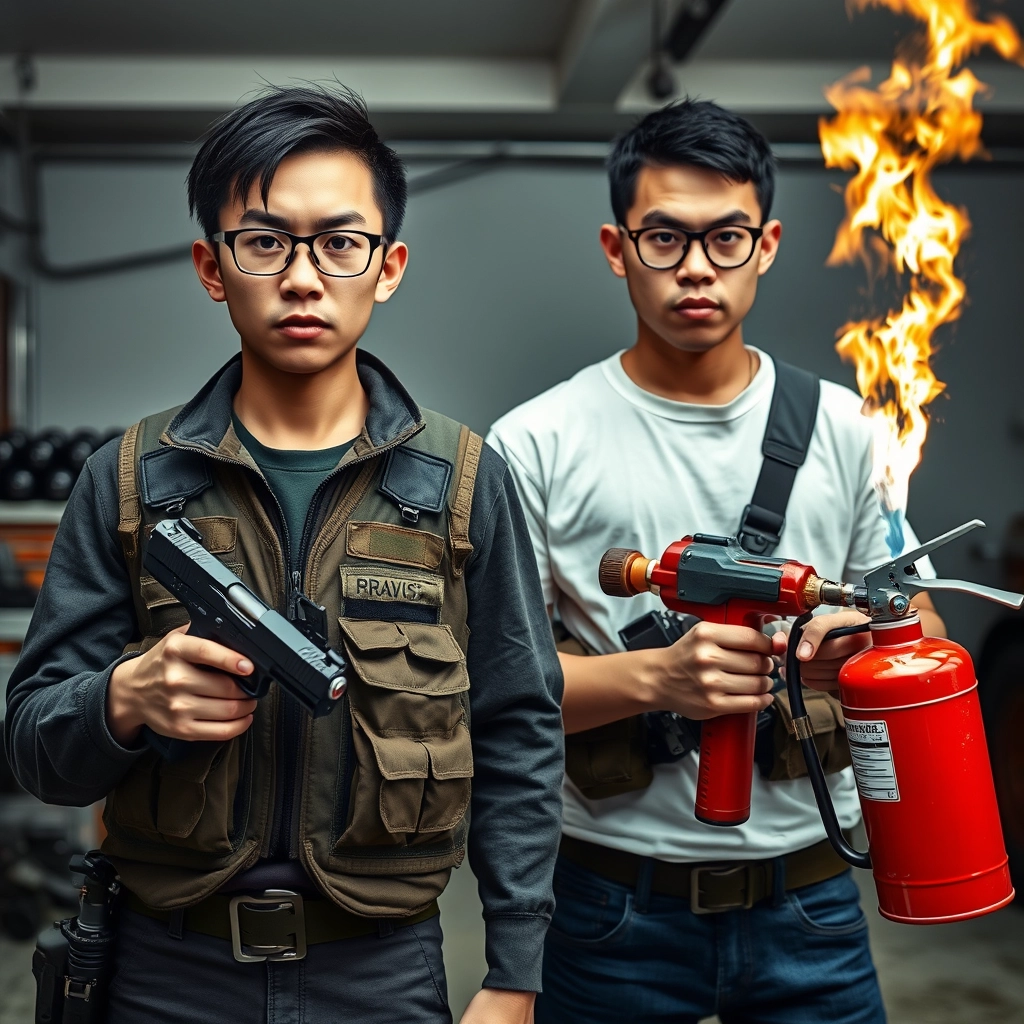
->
[6,85,562,1024]
[488,99,944,1023]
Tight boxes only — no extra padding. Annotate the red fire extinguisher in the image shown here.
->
[600,519,1022,923]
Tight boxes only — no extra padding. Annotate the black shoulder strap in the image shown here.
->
[737,360,821,556]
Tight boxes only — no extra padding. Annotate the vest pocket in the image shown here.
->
[335,617,473,848]
[106,734,249,856]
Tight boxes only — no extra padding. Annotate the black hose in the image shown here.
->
[786,612,872,869]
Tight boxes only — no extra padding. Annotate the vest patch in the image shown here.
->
[346,521,444,570]
[340,567,443,624]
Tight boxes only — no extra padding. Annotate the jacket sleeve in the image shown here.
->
[4,439,145,805]
[463,443,564,993]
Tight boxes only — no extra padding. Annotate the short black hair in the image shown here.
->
[608,98,776,224]
[187,83,407,241]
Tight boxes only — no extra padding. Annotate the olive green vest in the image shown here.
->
[102,406,482,918]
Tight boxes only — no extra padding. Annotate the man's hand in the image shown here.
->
[459,989,535,1024]
[107,625,257,746]
[652,621,776,720]
[788,610,871,692]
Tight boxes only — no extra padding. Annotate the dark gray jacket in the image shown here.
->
[5,351,564,991]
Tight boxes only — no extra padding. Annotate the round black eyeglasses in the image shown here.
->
[211,228,385,278]
[623,224,764,271]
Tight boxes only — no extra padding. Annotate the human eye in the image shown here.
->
[647,228,683,247]
[323,232,363,251]
[709,227,747,246]
[240,231,286,253]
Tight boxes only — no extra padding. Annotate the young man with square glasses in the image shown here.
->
[488,99,944,1024]
[6,85,563,1024]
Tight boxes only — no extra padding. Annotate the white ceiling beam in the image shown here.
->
[556,0,666,106]
[618,59,1024,113]
[0,55,556,112]
[556,0,615,98]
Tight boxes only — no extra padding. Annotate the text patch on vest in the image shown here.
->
[341,565,444,624]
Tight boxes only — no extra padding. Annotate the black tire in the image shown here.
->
[979,639,1024,900]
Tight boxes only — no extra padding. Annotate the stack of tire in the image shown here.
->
[0,428,122,502]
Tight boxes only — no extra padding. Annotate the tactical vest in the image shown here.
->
[102,405,483,918]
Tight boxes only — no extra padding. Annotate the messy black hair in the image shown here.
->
[187,83,407,241]
[608,98,776,224]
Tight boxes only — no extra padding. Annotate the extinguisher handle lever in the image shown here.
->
[909,577,1024,610]
[861,519,1024,619]
[786,614,872,871]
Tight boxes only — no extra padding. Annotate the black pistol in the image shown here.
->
[141,517,347,759]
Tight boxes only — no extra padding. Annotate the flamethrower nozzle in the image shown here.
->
[599,548,655,598]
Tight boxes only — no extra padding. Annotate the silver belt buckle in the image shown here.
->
[229,889,307,963]
[689,865,754,915]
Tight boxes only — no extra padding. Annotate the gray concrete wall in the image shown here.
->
[2,153,1023,653]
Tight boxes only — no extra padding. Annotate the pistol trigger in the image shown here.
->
[239,671,269,699]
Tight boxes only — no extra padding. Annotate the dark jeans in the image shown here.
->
[536,854,886,1024]
[106,907,452,1024]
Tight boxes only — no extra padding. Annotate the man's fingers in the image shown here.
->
[689,622,773,654]
[188,696,259,721]
[167,631,255,677]
[692,692,774,719]
[795,612,870,661]
[172,668,256,702]
[163,714,255,742]
[711,649,775,676]
[714,673,775,696]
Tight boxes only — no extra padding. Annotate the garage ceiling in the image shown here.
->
[3,0,1024,143]
[2,0,579,58]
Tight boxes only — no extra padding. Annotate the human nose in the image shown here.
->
[675,236,717,284]
[279,243,325,298]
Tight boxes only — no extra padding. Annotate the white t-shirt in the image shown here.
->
[487,348,934,862]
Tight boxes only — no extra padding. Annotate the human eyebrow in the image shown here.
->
[311,211,368,232]
[238,209,293,230]
[236,210,369,232]
[639,209,755,230]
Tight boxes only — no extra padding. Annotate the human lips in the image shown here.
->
[276,315,330,339]
[674,297,720,321]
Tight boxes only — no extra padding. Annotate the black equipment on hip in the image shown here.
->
[618,360,820,767]
[32,851,119,1024]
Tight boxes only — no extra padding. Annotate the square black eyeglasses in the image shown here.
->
[210,228,385,278]
[623,223,764,271]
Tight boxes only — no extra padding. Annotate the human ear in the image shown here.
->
[599,223,628,279]
[193,239,227,302]
[374,240,409,303]
[756,219,782,276]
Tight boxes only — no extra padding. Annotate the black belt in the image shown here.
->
[559,835,847,914]
[124,888,439,962]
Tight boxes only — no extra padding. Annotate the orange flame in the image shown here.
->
[820,0,1023,544]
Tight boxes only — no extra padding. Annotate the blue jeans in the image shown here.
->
[536,854,886,1024]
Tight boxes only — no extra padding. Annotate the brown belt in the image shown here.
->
[559,835,848,914]
[124,888,440,962]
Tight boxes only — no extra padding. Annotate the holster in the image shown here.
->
[556,624,654,799]
[766,686,851,781]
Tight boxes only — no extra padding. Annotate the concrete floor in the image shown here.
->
[1,865,1022,1022]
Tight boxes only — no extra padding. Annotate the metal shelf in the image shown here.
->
[0,609,33,642]
[0,501,66,524]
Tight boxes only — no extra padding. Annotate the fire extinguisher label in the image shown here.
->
[846,719,900,801]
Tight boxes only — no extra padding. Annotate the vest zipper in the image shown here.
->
[281,467,354,860]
